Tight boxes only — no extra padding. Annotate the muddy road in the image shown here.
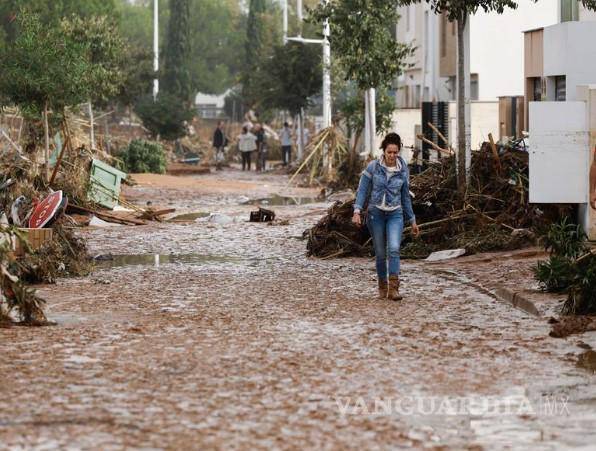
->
[1,169,595,450]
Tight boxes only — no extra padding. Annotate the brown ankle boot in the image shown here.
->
[388,275,403,301]
[378,279,388,299]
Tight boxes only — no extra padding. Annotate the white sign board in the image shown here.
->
[529,101,589,203]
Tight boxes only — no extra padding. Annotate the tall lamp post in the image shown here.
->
[283,0,332,160]
[153,0,159,100]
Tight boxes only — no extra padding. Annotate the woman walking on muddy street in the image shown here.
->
[352,133,420,300]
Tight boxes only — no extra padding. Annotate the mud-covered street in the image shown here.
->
[1,169,595,450]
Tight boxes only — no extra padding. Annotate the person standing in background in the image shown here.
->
[238,126,257,171]
[254,123,267,172]
[212,121,227,171]
[280,122,293,166]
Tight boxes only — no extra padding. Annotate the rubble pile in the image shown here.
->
[0,112,177,326]
[305,145,572,259]
[304,199,371,259]
[289,125,349,187]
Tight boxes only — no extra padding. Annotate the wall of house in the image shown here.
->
[396,4,449,107]
[448,101,500,150]
[469,0,559,102]
[543,21,596,101]
[391,109,421,162]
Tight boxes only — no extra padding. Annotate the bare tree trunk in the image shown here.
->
[43,101,50,182]
[456,15,466,194]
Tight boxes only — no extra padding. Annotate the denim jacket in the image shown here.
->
[354,157,416,224]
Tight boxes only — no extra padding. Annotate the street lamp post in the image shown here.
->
[153,0,159,100]
[283,0,332,160]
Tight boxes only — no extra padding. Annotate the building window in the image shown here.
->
[561,0,579,22]
[555,76,566,101]
[532,77,542,101]
[470,74,479,100]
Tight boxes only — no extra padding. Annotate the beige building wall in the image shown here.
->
[523,28,544,130]
[439,12,456,79]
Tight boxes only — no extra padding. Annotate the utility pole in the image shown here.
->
[153,0,159,100]
[283,0,332,130]
[322,12,331,130]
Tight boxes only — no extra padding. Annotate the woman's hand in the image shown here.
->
[411,222,420,237]
[352,212,362,227]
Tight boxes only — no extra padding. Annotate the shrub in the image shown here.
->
[534,255,576,292]
[534,218,596,315]
[120,139,167,174]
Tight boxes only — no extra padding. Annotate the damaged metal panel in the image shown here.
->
[89,159,127,209]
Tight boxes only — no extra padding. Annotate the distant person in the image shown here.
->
[590,146,596,210]
[254,123,267,172]
[280,122,293,166]
[352,133,420,301]
[238,126,257,171]
[212,120,227,171]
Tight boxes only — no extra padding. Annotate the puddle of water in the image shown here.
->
[168,212,210,221]
[244,194,320,206]
[577,350,596,373]
[93,253,244,269]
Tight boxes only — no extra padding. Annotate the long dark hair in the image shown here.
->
[380,133,402,151]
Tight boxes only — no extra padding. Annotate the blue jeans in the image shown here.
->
[367,206,404,281]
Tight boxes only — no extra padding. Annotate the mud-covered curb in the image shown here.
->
[428,268,542,318]
[493,286,541,317]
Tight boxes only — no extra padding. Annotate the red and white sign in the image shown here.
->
[28,190,64,228]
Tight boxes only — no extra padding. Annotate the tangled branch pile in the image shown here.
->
[304,199,371,259]
[289,126,350,186]
[305,145,572,259]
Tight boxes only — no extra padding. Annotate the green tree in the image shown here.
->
[135,92,194,141]
[0,12,90,116]
[188,0,247,94]
[337,84,395,136]
[310,0,412,154]
[242,0,277,107]
[162,0,193,102]
[0,0,116,42]
[261,41,322,116]
[310,1,412,92]
[61,15,126,107]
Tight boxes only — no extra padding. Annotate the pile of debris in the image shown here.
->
[305,144,572,259]
[0,110,176,326]
[304,199,371,259]
[289,125,350,187]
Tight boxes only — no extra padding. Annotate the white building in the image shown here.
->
[526,20,596,239]
[392,0,596,154]
[194,91,229,119]
[395,0,595,106]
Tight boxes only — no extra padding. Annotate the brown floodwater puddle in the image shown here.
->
[92,253,247,270]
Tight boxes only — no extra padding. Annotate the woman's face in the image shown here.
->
[384,144,399,166]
